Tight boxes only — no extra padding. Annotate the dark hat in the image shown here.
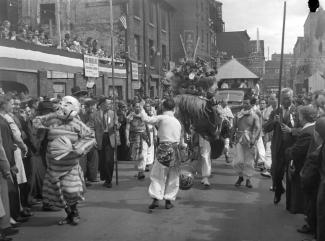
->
[37,100,54,115]
[97,96,111,107]
[71,86,88,97]
[84,98,97,107]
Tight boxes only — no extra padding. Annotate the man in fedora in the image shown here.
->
[71,86,88,98]
[94,97,119,188]
[79,98,99,183]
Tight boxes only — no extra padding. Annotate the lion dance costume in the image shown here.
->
[33,96,96,225]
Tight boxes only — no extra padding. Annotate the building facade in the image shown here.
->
[292,9,325,93]
[166,0,224,66]
[262,53,293,93]
[16,0,174,99]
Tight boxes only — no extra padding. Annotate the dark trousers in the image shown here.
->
[80,147,99,181]
[305,189,318,233]
[20,155,32,207]
[99,133,114,183]
[8,174,21,219]
[317,183,325,241]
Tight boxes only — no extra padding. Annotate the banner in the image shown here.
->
[184,30,195,59]
[84,55,99,77]
[131,62,139,80]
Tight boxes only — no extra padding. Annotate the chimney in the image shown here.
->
[256,28,260,53]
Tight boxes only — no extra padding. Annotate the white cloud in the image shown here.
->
[222,0,324,57]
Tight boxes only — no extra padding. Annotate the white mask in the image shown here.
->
[58,96,80,119]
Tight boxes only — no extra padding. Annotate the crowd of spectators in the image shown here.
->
[0,20,120,59]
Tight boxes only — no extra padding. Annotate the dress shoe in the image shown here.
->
[297,224,313,234]
[145,165,150,172]
[42,205,61,212]
[103,182,112,188]
[246,179,253,188]
[274,187,285,204]
[149,199,159,210]
[235,176,244,187]
[165,200,174,209]
[3,228,19,236]
[14,217,29,223]
[137,172,145,180]
[21,209,34,217]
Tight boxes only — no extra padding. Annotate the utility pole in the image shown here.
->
[142,0,147,97]
[278,1,286,112]
[56,0,62,49]
[109,0,118,185]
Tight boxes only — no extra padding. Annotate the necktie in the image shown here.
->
[103,112,107,131]
[283,108,289,122]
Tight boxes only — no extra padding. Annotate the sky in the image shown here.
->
[222,0,325,59]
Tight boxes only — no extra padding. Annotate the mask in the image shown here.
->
[58,96,80,120]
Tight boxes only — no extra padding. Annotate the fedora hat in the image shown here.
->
[71,86,88,97]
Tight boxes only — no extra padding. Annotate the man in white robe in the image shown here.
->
[233,97,261,188]
[139,99,186,209]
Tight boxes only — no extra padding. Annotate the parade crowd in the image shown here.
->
[0,82,324,241]
[0,20,122,59]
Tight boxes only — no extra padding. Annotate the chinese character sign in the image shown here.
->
[132,62,139,80]
[84,55,99,78]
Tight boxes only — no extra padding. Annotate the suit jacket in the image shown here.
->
[264,105,299,161]
[286,124,314,172]
[93,110,118,150]
[0,116,15,167]
[263,105,299,182]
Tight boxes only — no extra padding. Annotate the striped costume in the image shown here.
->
[33,114,95,208]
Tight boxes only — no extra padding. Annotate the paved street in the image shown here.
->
[16,157,309,241]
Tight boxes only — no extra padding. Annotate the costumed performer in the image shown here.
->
[139,98,187,210]
[33,96,96,225]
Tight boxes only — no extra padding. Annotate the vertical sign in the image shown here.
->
[131,62,140,89]
[131,62,139,80]
[84,55,99,77]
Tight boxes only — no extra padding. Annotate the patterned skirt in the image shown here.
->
[42,143,85,208]
[130,132,144,164]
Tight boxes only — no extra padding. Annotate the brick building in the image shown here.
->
[166,0,224,65]
[262,53,293,93]
[16,0,174,98]
[215,30,251,66]
[291,10,325,93]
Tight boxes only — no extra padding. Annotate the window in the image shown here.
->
[319,41,323,53]
[134,34,140,60]
[133,0,141,18]
[162,44,167,62]
[109,86,123,99]
[40,3,56,25]
[150,86,155,98]
[149,39,155,66]
[207,33,209,52]
[53,83,66,98]
[149,1,154,24]
[161,9,166,30]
